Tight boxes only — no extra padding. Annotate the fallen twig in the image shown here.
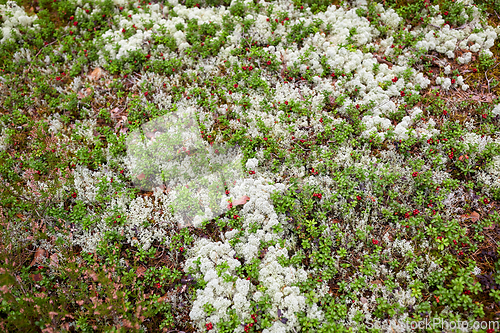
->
[485,61,500,93]
[27,40,58,72]
[494,9,500,21]
[374,55,393,67]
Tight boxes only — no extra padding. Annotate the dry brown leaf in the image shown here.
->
[233,195,250,206]
[136,266,147,277]
[30,248,46,267]
[49,253,59,268]
[137,173,146,180]
[114,116,128,133]
[461,211,480,222]
[88,67,105,81]
[157,294,169,303]
[470,211,480,222]
[110,107,123,119]
[144,132,156,139]
[31,273,43,282]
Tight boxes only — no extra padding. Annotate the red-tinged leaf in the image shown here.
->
[137,173,146,180]
[89,272,99,282]
[48,311,58,320]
